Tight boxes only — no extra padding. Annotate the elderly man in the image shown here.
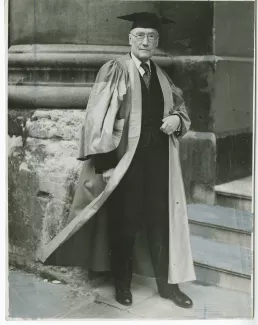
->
[39,12,196,309]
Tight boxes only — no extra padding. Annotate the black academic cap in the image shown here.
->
[118,12,174,32]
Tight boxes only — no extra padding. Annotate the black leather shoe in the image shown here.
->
[159,284,193,309]
[115,286,132,306]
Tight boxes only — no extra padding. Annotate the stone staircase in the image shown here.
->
[214,176,252,212]
[188,176,253,293]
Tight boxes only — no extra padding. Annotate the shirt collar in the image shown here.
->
[131,52,151,71]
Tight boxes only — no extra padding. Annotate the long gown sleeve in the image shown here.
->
[77,60,128,173]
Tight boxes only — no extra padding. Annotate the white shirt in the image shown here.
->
[131,52,151,77]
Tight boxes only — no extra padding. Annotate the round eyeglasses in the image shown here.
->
[130,32,159,42]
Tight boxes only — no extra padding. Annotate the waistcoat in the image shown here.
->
[138,60,168,148]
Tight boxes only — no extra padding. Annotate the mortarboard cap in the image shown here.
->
[118,12,174,32]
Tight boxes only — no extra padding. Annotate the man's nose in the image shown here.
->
[142,35,149,46]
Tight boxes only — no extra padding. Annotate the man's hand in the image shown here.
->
[103,168,115,183]
[160,115,180,135]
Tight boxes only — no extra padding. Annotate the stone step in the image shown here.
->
[214,176,252,212]
[191,235,252,293]
[187,204,253,248]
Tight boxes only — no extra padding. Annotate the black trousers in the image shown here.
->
[107,133,170,289]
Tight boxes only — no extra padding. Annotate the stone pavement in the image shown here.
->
[7,268,252,320]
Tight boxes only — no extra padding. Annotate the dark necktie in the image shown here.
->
[141,62,151,89]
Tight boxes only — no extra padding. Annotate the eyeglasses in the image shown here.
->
[130,32,159,42]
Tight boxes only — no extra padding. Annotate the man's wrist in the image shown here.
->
[172,114,182,136]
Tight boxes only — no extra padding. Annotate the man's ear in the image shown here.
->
[156,36,159,48]
[129,34,132,46]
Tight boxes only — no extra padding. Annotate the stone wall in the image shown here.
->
[212,1,254,183]
[8,109,84,258]
[213,1,254,58]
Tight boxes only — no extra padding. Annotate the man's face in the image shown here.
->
[129,28,159,62]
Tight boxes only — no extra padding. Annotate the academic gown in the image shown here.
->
[37,53,196,285]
